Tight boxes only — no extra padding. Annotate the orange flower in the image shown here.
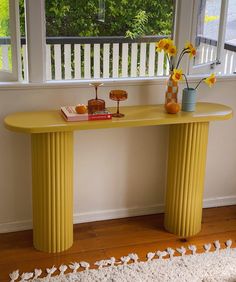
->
[168,45,177,57]
[172,69,183,82]
[204,73,216,87]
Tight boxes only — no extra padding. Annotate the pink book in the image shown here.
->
[61,106,112,122]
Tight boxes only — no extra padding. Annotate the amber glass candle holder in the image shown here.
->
[88,82,105,114]
[109,90,128,117]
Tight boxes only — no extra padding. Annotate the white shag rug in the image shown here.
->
[10,240,236,282]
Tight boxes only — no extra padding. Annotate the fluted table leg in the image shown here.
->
[31,132,73,253]
[164,122,209,237]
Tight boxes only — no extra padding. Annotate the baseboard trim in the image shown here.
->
[73,204,164,224]
[0,219,32,234]
[1,195,236,233]
[203,195,236,208]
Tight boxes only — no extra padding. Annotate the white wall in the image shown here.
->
[0,78,236,233]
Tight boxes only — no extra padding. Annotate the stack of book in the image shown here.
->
[61,106,112,122]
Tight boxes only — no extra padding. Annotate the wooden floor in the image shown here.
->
[1,206,236,281]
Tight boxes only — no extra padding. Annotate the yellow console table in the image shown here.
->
[4,103,232,253]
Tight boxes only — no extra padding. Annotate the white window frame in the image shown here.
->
[1,0,235,86]
[188,0,229,74]
[0,0,21,82]
[24,0,46,83]
[22,0,177,84]
[173,0,194,74]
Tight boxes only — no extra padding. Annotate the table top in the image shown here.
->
[4,103,233,134]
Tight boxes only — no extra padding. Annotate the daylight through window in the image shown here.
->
[45,0,174,81]
[190,0,236,75]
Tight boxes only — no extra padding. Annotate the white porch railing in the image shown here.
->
[0,39,28,80]
[0,44,11,71]
[0,35,170,81]
[45,36,170,81]
[1,35,236,81]
[196,36,236,74]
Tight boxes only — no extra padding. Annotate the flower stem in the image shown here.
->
[182,73,190,89]
[166,54,172,70]
[195,78,206,90]
[170,57,174,71]
[176,49,190,69]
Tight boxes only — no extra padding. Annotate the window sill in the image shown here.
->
[0,74,235,91]
[0,77,168,90]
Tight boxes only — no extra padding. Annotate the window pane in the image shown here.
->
[224,0,236,74]
[0,0,12,72]
[19,0,27,80]
[225,0,236,44]
[45,0,174,80]
[194,0,222,66]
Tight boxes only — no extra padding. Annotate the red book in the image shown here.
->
[61,106,112,122]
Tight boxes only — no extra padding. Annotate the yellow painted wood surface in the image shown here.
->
[4,102,233,251]
[164,122,209,237]
[31,132,73,253]
[4,103,232,134]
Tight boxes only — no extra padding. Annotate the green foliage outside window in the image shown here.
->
[44,0,173,79]
[1,0,174,38]
[0,0,9,37]
[45,0,173,37]
[1,0,174,79]
[125,10,149,39]
[0,0,11,70]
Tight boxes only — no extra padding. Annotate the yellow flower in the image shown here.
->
[204,73,216,87]
[156,39,166,52]
[189,47,197,58]
[172,69,183,82]
[156,38,174,53]
[185,41,194,50]
[163,38,174,53]
[185,41,196,58]
[168,45,177,57]
[167,38,174,45]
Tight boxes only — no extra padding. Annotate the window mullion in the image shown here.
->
[9,0,21,81]
[174,0,195,74]
[215,0,229,69]
[25,0,46,83]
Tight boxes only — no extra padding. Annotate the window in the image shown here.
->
[44,0,175,81]
[0,0,21,81]
[1,0,235,84]
[189,0,236,75]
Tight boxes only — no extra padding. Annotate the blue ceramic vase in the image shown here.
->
[182,88,197,112]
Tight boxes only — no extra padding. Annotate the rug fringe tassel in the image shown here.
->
[69,262,80,273]
[176,246,186,256]
[214,240,221,252]
[33,269,42,280]
[188,245,197,255]
[226,239,232,249]
[156,250,168,259]
[203,243,211,252]
[147,252,156,261]
[128,253,139,263]
[9,239,234,281]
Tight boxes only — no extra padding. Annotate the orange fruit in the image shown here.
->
[166,102,180,114]
[75,104,87,114]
